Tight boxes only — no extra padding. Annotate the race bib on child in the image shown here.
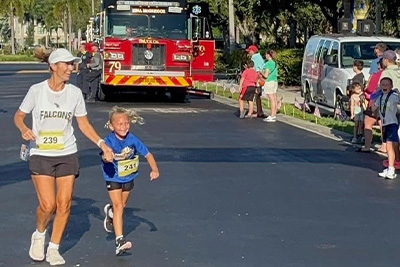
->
[117,156,139,177]
[37,130,65,150]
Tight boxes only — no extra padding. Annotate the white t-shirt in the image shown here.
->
[374,91,399,126]
[19,80,87,157]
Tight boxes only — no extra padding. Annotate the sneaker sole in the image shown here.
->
[103,204,113,233]
[378,173,388,178]
[386,174,397,179]
[116,241,132,256]
[46,258,66,266]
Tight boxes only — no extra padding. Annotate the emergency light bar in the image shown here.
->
[117,1,180,7]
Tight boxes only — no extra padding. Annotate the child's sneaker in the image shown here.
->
[104,204,113,233]
[386,167,397,179]
[29,231,45,261]
[351,137,358,144]
[46,248,65,266]
[115,237,132,256]
[379,168,388,178]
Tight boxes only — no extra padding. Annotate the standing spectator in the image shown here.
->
[358,58,386,153]
[14,47,114,265]
[352,60,365,88]
[350,82,365,143]
[238,60,258,118]
[395,47,400,67]
[87,43,103,103]
[372,77,399,179]
[369,43,387,77]
[261,50,278,122]
[381,50,400,90]
[245,45,266,118]
[76,43,91,99]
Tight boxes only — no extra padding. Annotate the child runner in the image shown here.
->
[238,60,258,118]
[350,82,365,143]
[372,77,399,179]
[101,106,159,255]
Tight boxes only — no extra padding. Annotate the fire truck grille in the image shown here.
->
[132,44,166,70]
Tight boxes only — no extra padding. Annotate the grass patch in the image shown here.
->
[0,54,36,61]
[195,81,381,141]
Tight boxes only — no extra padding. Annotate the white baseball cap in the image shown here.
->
[48,48,81,64]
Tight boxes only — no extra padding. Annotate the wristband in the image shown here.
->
[97,139,105,148]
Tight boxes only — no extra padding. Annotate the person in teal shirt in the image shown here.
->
[261,50,278,122]
[246,45,266,118]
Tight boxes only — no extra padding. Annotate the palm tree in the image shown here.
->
[1,0,26,54]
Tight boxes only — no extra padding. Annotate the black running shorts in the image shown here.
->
[106,180,135,191]
[241,86,256,101]
[29,153,79,178]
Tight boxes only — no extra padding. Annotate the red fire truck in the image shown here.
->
[92,0,215,101]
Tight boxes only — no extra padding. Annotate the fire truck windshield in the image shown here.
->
[106,13,187,39]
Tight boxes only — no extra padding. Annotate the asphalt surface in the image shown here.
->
[0,66,399,267]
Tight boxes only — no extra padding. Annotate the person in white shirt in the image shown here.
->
[372,77,399,179]
[14,47,114,266]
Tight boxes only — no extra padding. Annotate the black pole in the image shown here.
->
[376,0,381,34]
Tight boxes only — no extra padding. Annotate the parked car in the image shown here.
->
[301,34,400,115]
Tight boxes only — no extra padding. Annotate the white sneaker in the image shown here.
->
[263,116,276,122]
[46,248,65,266]
[29,231,45,261]
[379,168,388,178]
[386,168,397,179]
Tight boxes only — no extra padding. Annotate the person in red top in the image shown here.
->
[358,58,386,153]
[238,61,259,118]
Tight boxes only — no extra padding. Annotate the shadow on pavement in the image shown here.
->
[105,207,158,242]
[47,196,102,254]
[0,145,384,189]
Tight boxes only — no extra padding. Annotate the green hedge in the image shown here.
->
[0,54,36,61]
[275,49,303,86]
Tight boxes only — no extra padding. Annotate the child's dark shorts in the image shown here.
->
[382,123,399,143]
[240,86,256,101]
[106,180,135,191]
[29,153,79,178]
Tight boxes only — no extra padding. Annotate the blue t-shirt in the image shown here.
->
[101,132,149,183]
[369,57,381,75]
[251,53,265,72]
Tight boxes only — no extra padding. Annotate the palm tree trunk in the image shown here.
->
[63,11,68,48]
[68,7,72,51]
[10,4,15,54]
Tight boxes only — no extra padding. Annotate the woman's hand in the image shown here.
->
[150,170,159,181]
[100,142,114,162]
[21,127,36,141]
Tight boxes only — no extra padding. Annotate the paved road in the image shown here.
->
[0,67,399,267]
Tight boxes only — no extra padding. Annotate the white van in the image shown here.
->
[301,35,400,113]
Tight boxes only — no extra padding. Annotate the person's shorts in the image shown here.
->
[382,123,399,143]
[262,81,278,95]
[354,112,364,121]
[106,180,135,191]
[240,86,256,101]
[29,153,79,178]
[364,106,380,120]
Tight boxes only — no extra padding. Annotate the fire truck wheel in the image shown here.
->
[170,89,188,103]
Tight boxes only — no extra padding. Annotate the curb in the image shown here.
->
[0,61,44,64]
[212,95,352,142]
[212,94,386,157]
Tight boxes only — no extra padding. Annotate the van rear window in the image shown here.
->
[341,42,400,68]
